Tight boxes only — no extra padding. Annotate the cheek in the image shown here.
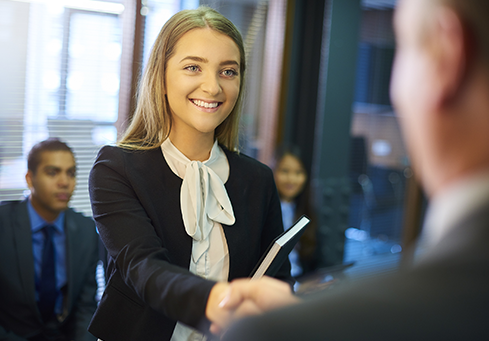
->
[297,174,307,188]
[391,51,415,112]
[225,82,240,105]
[275,173,286,187]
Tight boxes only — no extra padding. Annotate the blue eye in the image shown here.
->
[222,69,238,77]
[184,65,199,72]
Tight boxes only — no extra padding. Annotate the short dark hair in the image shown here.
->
[27,138,75,174]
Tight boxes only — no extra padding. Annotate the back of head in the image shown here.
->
[120,6,246,151]
[393,0,489,196]
[28,138,74,174]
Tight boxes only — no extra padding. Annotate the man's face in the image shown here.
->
[26,150,76,222]
[390,0,437,181]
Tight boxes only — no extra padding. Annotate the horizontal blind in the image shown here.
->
[0,0,124,217]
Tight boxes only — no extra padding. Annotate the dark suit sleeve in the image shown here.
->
[89,146,215,329]
[71,218,99,341]
[0,326,28,341]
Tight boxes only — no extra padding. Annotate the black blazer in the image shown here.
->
[0,200,99,341]
[222,198,489,341]
[88,145,293,341]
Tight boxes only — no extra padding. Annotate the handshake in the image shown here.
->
[205,277,301,336]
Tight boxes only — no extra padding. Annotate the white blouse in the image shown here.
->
[161,139,235,341]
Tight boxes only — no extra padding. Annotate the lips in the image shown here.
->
[56,193,70,201]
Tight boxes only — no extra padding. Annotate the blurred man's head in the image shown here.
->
[25,138,76,222]
[390,0,489,197]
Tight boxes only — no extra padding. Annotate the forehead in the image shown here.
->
[279,154,304,168]
[172,28,240,62]
[38,150,76,168]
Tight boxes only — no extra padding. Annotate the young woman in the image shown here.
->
[273,145,318,278]
[88,6,293,341]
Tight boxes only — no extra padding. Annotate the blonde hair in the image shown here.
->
[119,6,246,151]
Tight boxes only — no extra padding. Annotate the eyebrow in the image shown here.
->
[43,165,76,172]
[180,56,239,67]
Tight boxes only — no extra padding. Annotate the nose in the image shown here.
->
[57,173,71,188]
[201,73,222,96]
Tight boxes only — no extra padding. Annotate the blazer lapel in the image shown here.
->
[12,201,38,314]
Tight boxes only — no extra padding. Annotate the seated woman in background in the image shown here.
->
[273,145,318,278]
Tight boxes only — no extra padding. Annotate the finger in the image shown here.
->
[218,280,250,309]
[233,299,262,319]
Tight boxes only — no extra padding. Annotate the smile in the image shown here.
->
[191,99,221,109]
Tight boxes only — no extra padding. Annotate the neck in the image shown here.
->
[168,131,215,161]
[30,196,60,223]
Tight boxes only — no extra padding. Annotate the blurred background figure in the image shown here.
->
[0,138,98,341]
[274,145,318,278]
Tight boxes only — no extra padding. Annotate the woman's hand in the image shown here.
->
[206,277,300,335]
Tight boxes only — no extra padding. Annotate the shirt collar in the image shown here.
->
[422,172,489,246]
[161,139,229,182]
[27,198,65,233]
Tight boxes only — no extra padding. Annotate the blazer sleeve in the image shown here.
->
[0,327,28,341]
[89,146,215,329]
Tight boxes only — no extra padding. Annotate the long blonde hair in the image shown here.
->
[118,6,246,151]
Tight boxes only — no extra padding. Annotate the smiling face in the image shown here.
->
[165,28,241,144]
[26,150,76,222]
[274,154,307,203]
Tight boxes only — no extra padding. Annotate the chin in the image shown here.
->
[54,204,69,212]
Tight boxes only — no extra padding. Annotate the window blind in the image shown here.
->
[0,0,124,217]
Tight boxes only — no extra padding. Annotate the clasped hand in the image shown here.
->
[206,277,300,335]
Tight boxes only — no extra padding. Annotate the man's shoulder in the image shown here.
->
[65,207,95,226]
[0,199,26,213]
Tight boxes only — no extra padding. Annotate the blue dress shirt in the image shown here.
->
[28,200,67,315]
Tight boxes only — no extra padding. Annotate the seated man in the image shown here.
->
[0,138,99,341]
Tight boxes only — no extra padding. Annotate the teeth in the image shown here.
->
[192,99,219,108]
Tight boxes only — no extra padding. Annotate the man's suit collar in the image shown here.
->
[422,173,489,246]
[11,200,39,315]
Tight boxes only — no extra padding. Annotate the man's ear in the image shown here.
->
[431,6,471,107]
[25,170,33,189]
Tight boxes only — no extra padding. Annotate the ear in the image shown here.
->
[431,6,471,108]
[25,170,33,189]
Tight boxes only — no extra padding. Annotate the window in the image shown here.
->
[345,2,410,278]
[0,0,124,215]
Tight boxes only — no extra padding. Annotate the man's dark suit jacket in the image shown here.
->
[222,198,489,340]
[0,200,99,341]
[88,145,292,341]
